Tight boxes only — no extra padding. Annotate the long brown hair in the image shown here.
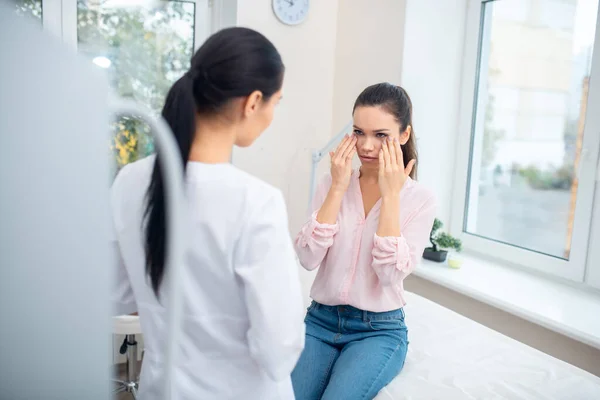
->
[353,83,418,179]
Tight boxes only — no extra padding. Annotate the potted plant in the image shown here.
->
[423,218,462,263]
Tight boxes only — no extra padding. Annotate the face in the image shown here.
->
[235,89,283,147]
[352,106,410,168]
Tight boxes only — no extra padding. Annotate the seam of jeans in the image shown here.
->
[361,342,403,400]
[369,316,403,321]
[369,310,405,322]
[318,346,338,397]
[369,318,409,332]
[368,319,399,331]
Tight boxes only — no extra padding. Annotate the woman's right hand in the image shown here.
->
[329,135,357,193]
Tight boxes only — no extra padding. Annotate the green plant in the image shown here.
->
[515,164,573,191]
[429,218,462,252]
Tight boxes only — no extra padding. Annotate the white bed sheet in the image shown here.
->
[376,292,600,400]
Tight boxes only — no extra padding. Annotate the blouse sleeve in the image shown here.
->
[371,194,437,286]
[294,175,339,271]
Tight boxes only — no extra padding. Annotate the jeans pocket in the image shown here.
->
[368,316,406,331]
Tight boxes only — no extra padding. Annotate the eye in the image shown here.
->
[376,133,389,138]
[353,129,364,136]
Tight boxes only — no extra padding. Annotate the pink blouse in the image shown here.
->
[295,169,437,312]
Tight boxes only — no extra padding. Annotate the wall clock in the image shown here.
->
[272,0,309,26]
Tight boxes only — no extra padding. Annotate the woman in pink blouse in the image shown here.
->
[291,83,436,400]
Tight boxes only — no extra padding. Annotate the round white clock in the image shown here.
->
[272,0,309,26]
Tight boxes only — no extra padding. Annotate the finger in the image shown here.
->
[382,138,391,168]
[341,136,357,160]
[405,159,416,177]
[388,137,397,167]
[333,135,348,155]
[329,151,334,160]
[334,135,352,159]
[346,146,357,161]
[394,138,404,167]
[379,149,384,175]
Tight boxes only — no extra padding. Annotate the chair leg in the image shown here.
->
[126,334,139,382]
[113,334,140,398]
[113,385,127,394]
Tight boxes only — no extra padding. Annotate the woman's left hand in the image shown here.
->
[378,137,416,199]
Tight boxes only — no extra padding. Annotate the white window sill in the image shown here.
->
[413,253,600,350]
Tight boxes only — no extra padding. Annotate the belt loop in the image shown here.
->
[362,310,368,322]
[400,308,405,319]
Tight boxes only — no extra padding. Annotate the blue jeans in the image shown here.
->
[291,301,408,400]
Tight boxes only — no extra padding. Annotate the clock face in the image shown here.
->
[272,0,309,26]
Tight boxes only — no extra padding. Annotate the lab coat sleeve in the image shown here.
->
[234,189,306,382]
[111,239,137,316]
[110,169,137,316]
[294,175,339,271]
[371,194,437,286]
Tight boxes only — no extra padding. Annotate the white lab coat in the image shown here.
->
[110,156,305,400]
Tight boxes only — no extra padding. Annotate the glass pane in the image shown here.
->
[77,0,195,170]
[14,0,42,22]
[465,0,599,259]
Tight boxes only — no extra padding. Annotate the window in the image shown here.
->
[11,0,209,170]
[77,0,196,169]
[454,0,600,283]
[14,0,42,21]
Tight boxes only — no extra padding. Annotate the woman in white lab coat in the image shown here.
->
[110,27,305,400]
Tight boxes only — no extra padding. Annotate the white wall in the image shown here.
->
[232,0,339,236]
[400,0,468,226]
[331,0,407,132]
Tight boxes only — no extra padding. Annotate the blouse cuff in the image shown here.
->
[298,210,339,247]
[373,233,411,272]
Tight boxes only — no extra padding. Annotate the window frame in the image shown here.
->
[587,185,600,289]
[42,0,62,37]
[59,0,210,51]
[450,0,600,284]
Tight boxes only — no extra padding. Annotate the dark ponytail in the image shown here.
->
[144,76,195,295]
[144,27,284,296]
